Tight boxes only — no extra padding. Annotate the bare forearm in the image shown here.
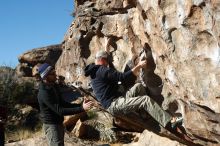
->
[131,64,142,76]
[131,60,147,76]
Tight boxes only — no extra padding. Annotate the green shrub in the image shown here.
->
[10,81,35,103]
[0,66,42,142]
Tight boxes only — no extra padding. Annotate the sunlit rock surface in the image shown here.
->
[55,0,220,145]
[15,0,220,145]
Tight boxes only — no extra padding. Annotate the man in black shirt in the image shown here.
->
[37,63,93,146]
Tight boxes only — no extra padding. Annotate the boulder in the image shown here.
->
[18,44,62,66]
[15,63,32,77]
[55,0,220,145]
[12,0,220,145]
[123,130,186,146]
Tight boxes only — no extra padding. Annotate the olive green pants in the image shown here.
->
[107,83,172,127]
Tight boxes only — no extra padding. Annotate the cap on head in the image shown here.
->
[95,50,108,59]
[38,63,53,79]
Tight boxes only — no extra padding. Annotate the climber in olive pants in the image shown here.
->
[85,50,182,130]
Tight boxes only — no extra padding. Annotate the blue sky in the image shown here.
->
[0,0,74,67]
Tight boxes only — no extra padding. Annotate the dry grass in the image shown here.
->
[5,127,42,143]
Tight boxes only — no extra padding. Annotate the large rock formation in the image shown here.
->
[14,0,220,146]
[18,44,62,65]
[54,0,220,146]
[17,44,62,77]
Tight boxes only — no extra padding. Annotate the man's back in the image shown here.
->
[85,63,136,109]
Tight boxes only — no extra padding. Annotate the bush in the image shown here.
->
[0,67,16,105]
[0,66,41,142]
[10,81,35,103]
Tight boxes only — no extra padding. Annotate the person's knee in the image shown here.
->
[134,83,142,88]
[133,83,146,95]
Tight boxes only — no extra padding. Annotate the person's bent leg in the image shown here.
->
[108,95,172,127]
[141,95,172,127]
[126,83,147,98]
[43,124,64,146]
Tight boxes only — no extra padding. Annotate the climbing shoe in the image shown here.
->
[171,116,183,129]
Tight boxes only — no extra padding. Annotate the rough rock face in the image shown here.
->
[55,0,220,145]
[19,44,62,65]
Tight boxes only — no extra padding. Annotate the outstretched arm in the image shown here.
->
[105,38,116,69]
[131,60,147,76]
[40,91,85,116]
[105,38,111,54]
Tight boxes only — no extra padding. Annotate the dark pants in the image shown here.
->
[43,124,64,146]
[0,123,4,146]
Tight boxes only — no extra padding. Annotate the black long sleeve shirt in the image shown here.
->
[84,63,136,109]
[37,82,84,124]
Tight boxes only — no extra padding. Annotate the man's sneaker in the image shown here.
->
[171,116,183,129]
